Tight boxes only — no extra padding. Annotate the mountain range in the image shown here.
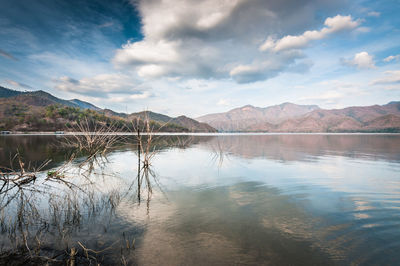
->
[1,86,399,133]
[197,102,400,132]
[0,86,216,132]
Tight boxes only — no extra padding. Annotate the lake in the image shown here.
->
[0,134,400,265]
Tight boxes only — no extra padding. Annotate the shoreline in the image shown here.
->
[1,132,400,136]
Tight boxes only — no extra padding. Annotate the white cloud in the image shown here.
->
[342,51,376,69]
[383,55,400,62]
[30,52,110,78]
[113,0,348,83]
[137,64,168,78]
[299,80,364,105]
[0,49,17,61]
[354,27,370,34]
[229,50,313,83]
[114,40,181,66]
[259,15,360,52]
[229,54,298,83]
[371,70,400,85]
[53,73,148,98]
[179,79,212,91]
[299,90,344,103]
[217,99,231,106]
[380,85,400,91]
[367,11,380,17]
[98,22,114,28]
[108,91,154,103]
[5,79,32,90]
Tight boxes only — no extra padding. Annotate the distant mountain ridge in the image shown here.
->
[0,86,216,132]
[0,87,100,110]
[197,102,400,132]
[197,102,320,131]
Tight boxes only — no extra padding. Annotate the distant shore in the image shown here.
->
[1,131,400,136]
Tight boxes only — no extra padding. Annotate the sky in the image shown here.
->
[0,0,399,117]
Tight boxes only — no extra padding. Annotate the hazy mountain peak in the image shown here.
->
[197,102,321,131]
[279,102,294,106]
[240,105,256,111]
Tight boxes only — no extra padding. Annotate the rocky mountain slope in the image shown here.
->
[197,102,400,132]
[197,103,319,131]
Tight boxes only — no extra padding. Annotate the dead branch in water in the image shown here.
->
[0,112,182,265]
[62,117,122,159]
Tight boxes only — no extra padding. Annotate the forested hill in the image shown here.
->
[0,86,216,132]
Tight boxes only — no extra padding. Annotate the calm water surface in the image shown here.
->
[0,134,400,265]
